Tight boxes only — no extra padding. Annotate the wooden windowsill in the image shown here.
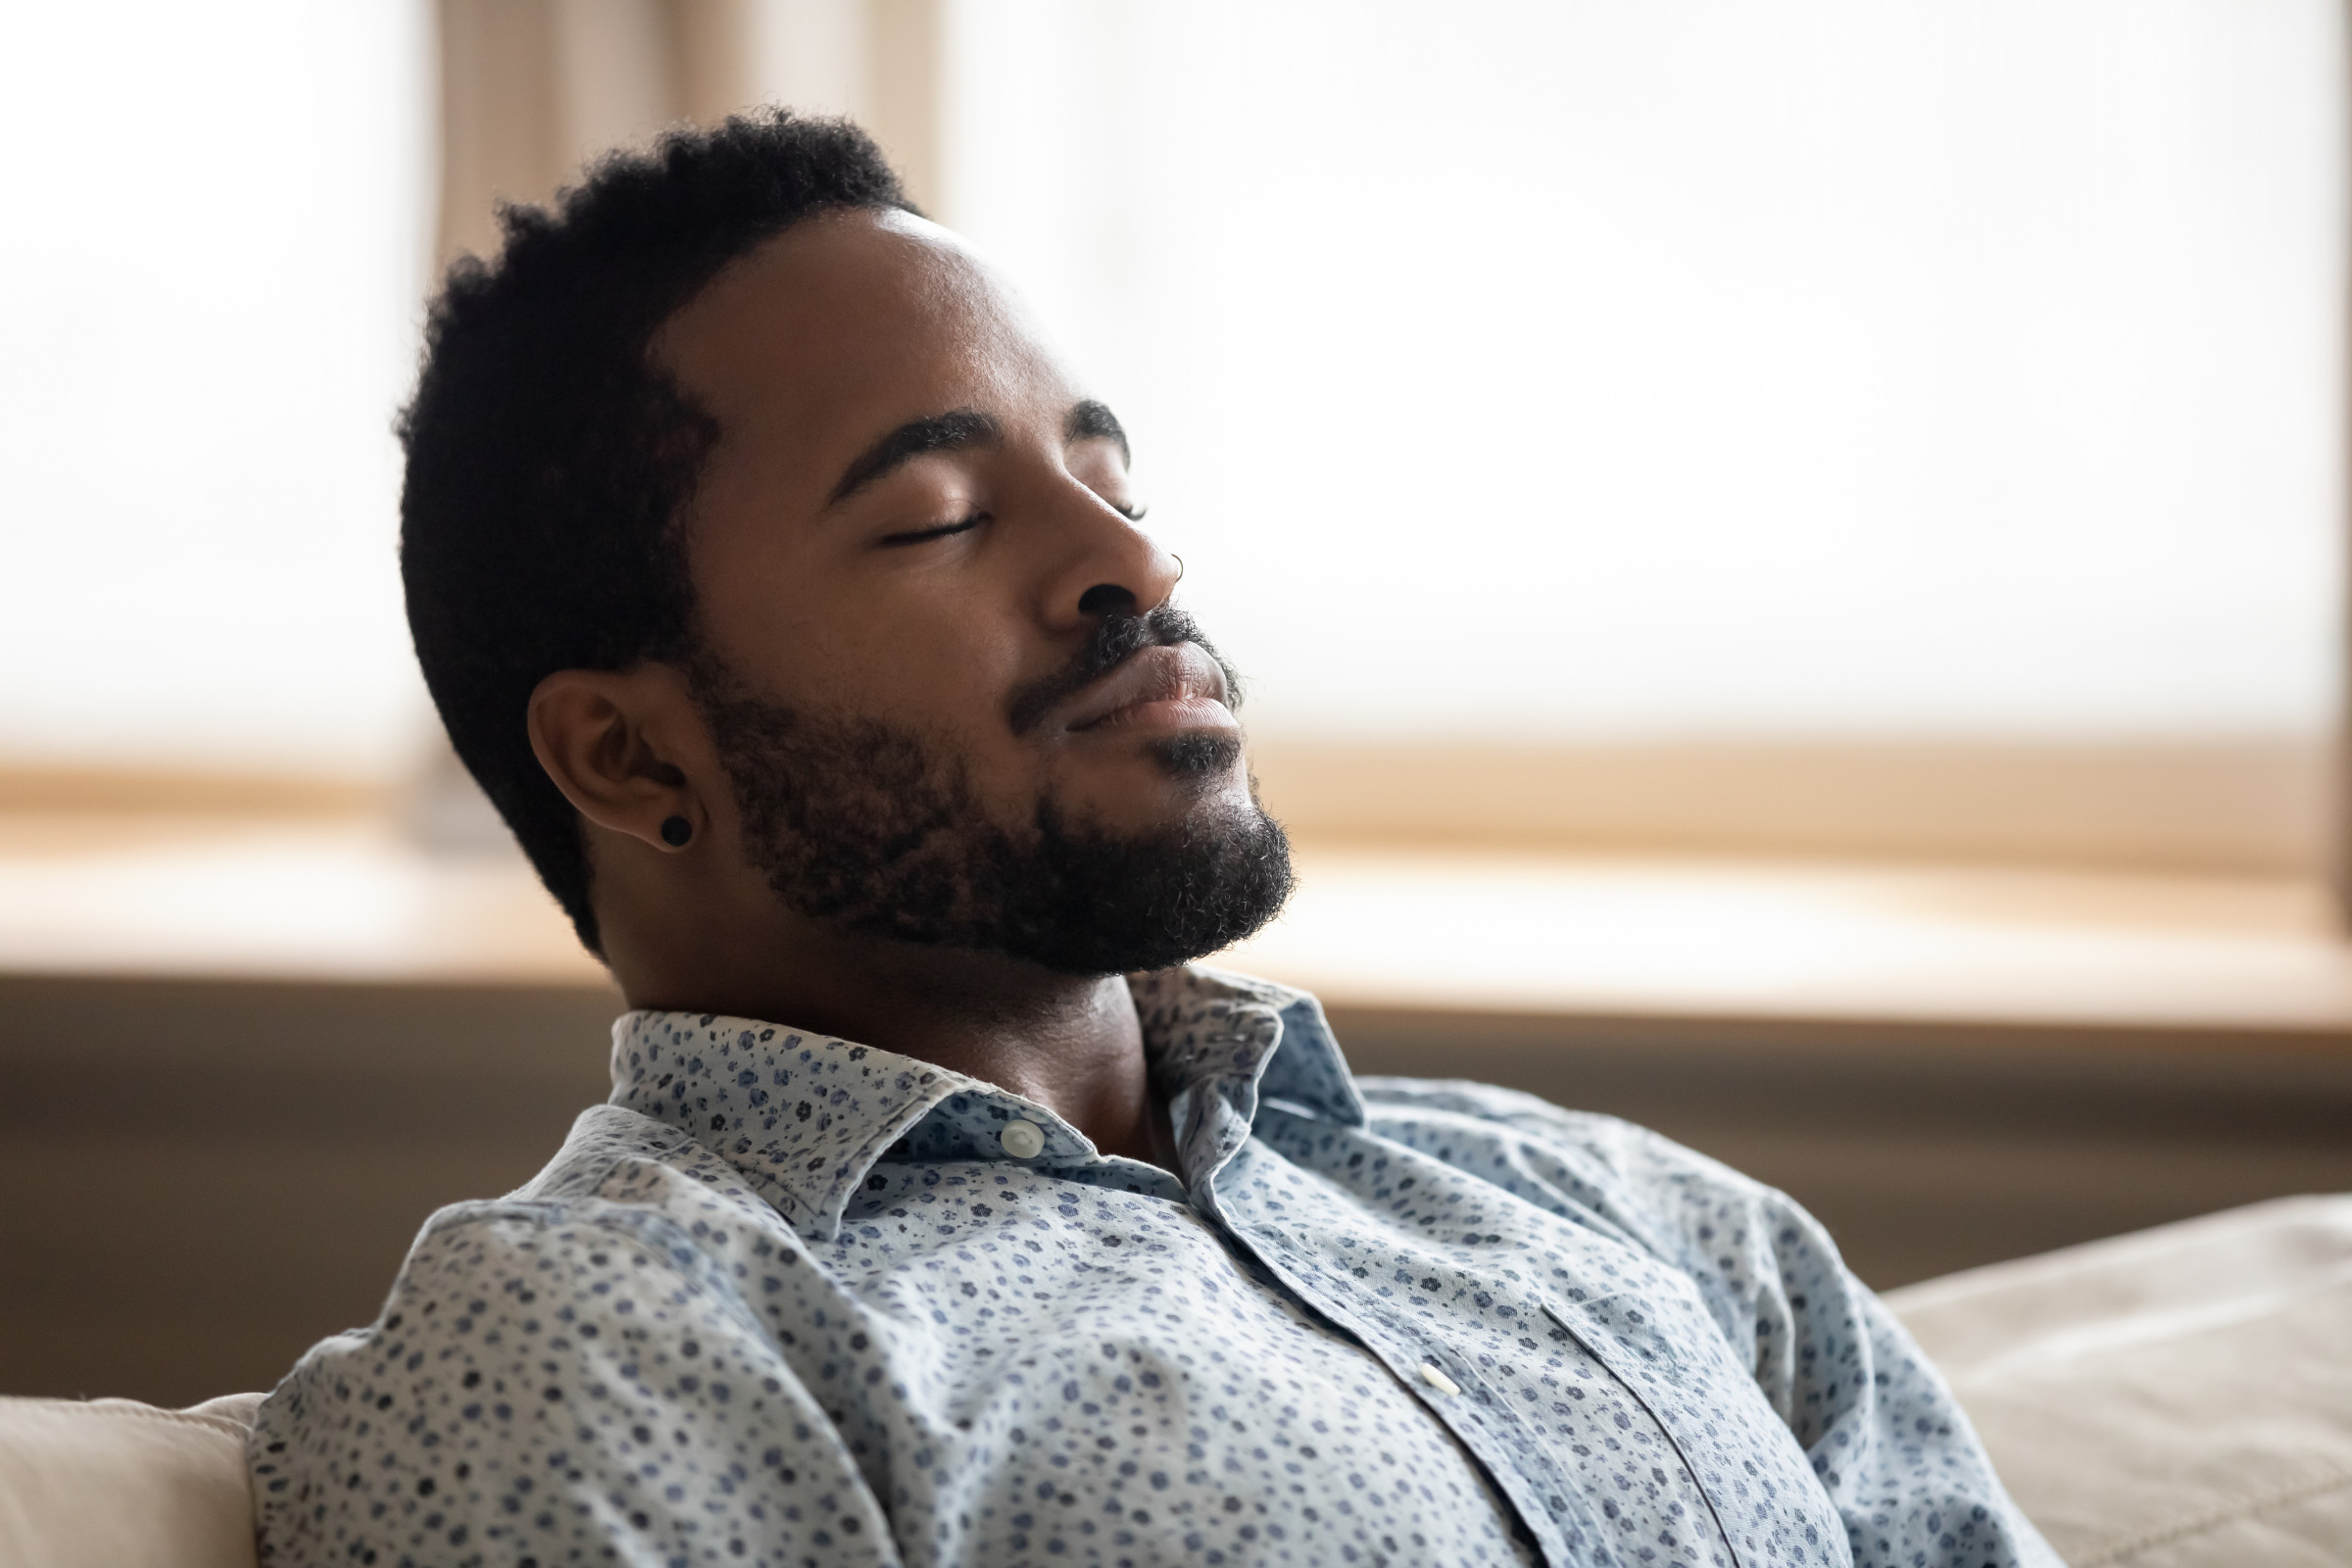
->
[6,809,2348,1399]
[1228,843,2352,1039]
[2,808,2349,1047]
[1247,737,2329,877]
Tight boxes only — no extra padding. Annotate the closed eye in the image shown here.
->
[1114,502,1149,522]
[879,513,988,547]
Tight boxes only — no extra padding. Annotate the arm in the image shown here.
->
[249,1201,898,1568]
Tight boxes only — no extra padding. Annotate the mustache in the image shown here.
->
[1006,602,1244,736]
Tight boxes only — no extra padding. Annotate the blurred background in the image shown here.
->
[5,0,2352,1403]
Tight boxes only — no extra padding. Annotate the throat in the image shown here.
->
[944,978,1174,1172]
[1093,1082,1183,1175]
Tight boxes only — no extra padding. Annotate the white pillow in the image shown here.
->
[1887,1195,2352,1567]
[0,1394,261,1568]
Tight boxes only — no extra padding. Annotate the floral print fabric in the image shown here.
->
[250,966,2055,1568]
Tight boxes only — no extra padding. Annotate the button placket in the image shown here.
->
[1541,1301,1744,1568]
[1206,1152,1588,1568]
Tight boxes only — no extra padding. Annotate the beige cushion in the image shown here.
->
[1887,1195,2352,1567]
[0,1394,262,1568]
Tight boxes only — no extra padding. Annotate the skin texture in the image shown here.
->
[524,209,1251,1170]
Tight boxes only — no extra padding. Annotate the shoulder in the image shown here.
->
[371,1106,779,1293]
[258,1105,810,1416]
[505,1101,710,1200]
[1353,1073,1814,1275]
[1355,1073,1759,1193]
[255,1197,717,1435]
[250,1172,819,1490]
[247,1159,877,1566]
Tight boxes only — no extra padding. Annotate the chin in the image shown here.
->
[1044,728,1254,845]
[1147,728,1246,782]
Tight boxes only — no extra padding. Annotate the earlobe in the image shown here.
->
[526,667,707,852]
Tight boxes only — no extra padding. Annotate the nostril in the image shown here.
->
[1077,583,1134,616]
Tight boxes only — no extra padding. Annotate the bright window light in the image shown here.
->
[0,4,2333,781]
[0,1,434,776]
[945,0,2347,743]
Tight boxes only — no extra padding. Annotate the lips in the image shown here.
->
[1057,643,1235,734]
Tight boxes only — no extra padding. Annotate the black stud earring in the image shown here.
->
[660,815,693,848]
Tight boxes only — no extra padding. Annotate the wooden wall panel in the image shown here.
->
[3,974,2348,1407]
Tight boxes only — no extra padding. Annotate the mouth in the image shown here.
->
[1057,643,1238,737]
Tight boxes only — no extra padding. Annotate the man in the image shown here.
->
[251,113,2056,1568]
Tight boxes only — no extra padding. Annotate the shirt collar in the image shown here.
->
[606,965,1365,1241]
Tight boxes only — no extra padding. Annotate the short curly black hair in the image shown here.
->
[399,111,914,955]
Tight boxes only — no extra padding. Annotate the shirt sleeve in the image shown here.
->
[1360,1078,2065,1568]
[248,1200,900,1568]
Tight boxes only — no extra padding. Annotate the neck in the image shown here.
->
[600,872,1175,1169]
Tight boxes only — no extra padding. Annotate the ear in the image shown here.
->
[526,665,710,852]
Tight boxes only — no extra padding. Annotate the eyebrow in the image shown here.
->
[824,400,1135,509]
[827,409,1004,506]
[1065,399,1132,466]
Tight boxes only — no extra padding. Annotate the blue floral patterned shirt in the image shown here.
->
[250,966,2056,1568]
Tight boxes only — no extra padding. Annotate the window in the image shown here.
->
[941,0,2347,867]
[0,2,434,778]
[2,1,2338,873]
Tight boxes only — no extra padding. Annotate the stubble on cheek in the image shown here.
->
[686,634,1291,975]
[697,680,1004,933]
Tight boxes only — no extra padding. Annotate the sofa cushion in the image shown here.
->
[1886,1194,2352,1567]
[0,1393,261,1568]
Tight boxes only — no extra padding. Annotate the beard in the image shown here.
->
[688,606,1294,976]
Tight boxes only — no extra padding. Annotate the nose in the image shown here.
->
[1038,489,1181,634]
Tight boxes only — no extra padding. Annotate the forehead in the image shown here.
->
[652,207,1068,466]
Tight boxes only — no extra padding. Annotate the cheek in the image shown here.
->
[688,535,1052,801]
[787,610,1048,803]
[840,613,1024,726]
[699,565,1011,712]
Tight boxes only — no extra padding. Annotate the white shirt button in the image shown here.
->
[1418,1363,1461,1395]
[998,1119,1046,1159]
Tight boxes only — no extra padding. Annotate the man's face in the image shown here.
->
[651,207,1290,973]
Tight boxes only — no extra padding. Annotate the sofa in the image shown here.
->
[5,1195,2347,1568]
